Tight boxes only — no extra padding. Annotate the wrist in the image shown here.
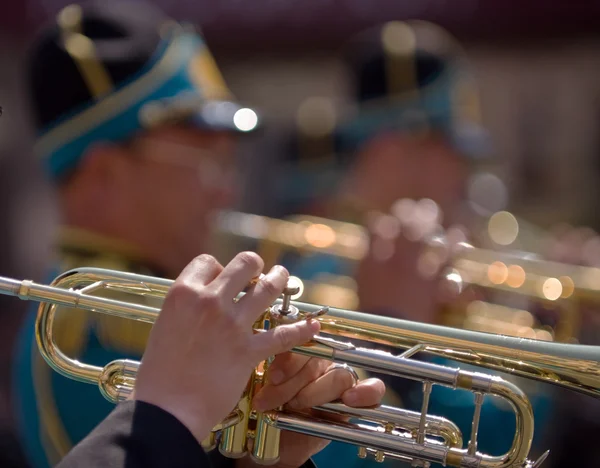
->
[164,404,213,445]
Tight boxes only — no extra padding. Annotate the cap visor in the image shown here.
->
[186,100,261,133]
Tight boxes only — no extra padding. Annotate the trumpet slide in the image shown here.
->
[2,267,599,467]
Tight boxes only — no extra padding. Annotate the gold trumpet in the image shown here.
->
[2,267,600,467]
[213,210,368,264]
[214,210,600,343]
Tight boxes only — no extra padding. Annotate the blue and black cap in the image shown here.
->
[337,19,490,159]
[275,21,490,211]
[27,0,260,180]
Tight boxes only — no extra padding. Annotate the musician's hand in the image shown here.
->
[355,200,467,324]
[241,353,385,468]
[133,252,321,445]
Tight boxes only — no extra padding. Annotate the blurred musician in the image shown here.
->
[277,20,486,328]
[273,20,489,294]
[335,20,483,328]
[11,2,260,466]
[273,21,554,466]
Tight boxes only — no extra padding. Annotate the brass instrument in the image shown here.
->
[3,267,600,467]
[214,210,368,264]
[215,210,600,342]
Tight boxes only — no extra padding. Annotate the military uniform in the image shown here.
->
[13,229,159,467]
[11,2,260,466]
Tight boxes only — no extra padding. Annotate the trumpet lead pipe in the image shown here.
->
[0,276,161,322]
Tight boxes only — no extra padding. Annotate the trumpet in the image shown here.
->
[215,209,600,342]
[2,267,600,467]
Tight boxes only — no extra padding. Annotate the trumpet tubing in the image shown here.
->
[2,268,600,466]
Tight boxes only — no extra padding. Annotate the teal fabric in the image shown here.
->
[281,252,351,281]
[273,163,346,210]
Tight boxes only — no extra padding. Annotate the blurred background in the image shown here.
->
[2,1,600,467]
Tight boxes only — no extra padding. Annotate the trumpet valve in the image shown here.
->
[373,422,395,462]
[251,411,281,465]
[271,281,301,320]
[281,283,300,313]
[284,283,301,296]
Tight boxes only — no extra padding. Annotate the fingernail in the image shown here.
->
[269,369,284,385]
[344,390,358,406]
[270,265,288,276]
[308,320,320,333]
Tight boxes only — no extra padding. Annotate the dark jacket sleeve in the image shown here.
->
[56,400,221,468]
[56,400,316,468]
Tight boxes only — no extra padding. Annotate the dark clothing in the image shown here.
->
[57,400,315,468]
[57,400,208,468]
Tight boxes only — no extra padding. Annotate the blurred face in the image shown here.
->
[347,132,469,323]
[342,131,467,222]
[122,125,237,269]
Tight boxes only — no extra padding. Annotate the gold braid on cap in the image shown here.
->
[381,21,418,101]
[57,4,114,99]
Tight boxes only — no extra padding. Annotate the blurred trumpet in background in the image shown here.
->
[212,200,600,344]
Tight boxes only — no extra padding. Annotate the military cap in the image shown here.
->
[336,20,490,159]
[27,0,260,180]
[273,21,491,211]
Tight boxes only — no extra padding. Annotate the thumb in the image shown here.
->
[251,320,321,360]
